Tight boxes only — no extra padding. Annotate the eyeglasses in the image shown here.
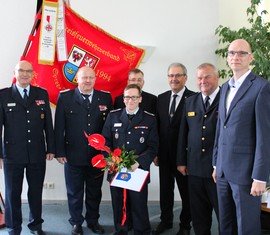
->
[17,69,33,74]
[123,96,141,101]
[167,73,186,78]
[227,51,251,57]
[128,78,144,82]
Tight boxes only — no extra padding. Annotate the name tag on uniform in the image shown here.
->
[7,103,16,107]
[114,123,122,127]
[188,111,195,117]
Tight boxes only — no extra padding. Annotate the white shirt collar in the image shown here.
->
[228,70,251,89]
[202,87,220,103]
[171,87,186,98]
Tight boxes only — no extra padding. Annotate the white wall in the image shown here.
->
[0,0,249,201]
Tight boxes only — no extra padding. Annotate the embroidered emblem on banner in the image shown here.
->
[63,45,100,84]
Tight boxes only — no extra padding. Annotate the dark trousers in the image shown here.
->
[159,164,191,229]
[4,162,46,235]
[188,175,219,235]
[110,185,151,235]
[217,176,261,235]
[64,163,104,226]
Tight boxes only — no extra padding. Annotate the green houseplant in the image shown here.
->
[215,0,270,79]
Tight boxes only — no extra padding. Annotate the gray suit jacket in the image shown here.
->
[213,72,270,185]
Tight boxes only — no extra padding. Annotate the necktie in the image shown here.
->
[204,96,210,110]
[82,94,91,108]
[23,88,28,102]
[127,114,135,120]
[169,94,178,119]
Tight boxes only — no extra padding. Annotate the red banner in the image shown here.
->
[23,4,144,105]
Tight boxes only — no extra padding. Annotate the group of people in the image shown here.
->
[0,38,269,235]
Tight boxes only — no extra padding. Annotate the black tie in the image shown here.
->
[82,94,91,108]
[169,94,178,119]
[127,114,135,120]
[23,89,28,102]
[204,96,210,110]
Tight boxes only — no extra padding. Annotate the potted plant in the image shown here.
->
[215,0,270,79]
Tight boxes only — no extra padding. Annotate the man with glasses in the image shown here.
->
[0,60,55,235]
[212,39,270,234]
[102,84,158,235]
[153,63,195,235]
[54,66,113,235]
[114,68,157,114]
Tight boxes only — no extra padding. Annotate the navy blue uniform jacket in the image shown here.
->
[0,85,55,163]
[102,108,158,179]
[54,88,113,166]
[177,92,220,178]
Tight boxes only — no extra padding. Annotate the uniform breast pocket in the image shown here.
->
[134,127,149,144]
[112,127,124,141]
[65,109,79,120]
[4,106,18,119]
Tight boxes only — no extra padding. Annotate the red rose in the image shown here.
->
[91,154,107,169]
[112,148,122,157]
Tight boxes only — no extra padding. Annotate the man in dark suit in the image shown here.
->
[212,39,270,235]
[114,68,157,114]
[153,63,194,235]
[54,66,113,235]
[0,60,55,235]
[102,84,158,235]
[177,63,219,235]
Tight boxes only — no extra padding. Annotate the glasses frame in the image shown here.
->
[227,51,251,57]
[167,73,186,78]
[123,96,141,101]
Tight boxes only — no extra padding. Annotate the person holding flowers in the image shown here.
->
[101,84,159,235]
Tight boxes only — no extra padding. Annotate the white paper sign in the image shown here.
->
[110,168,149,192]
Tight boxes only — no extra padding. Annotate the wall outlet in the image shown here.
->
[48,182,55,189]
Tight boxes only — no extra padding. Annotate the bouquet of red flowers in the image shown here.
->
[84,132,137,173]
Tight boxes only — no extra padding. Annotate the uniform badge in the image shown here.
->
[188,112,195,117]
[99,105,107,111]
[140,137,145,143]
[35,100,45,106]
[7,103,16,107]
[41,114,45,119]
[115,133,119,139]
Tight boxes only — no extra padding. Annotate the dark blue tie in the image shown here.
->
[82,94,91,108]
[23,89,28,102]
[169,94,177,119]
[204,96,210,110]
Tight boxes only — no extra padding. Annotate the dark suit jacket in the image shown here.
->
[0,84,55,164]
[102,108,158,172]
[114,91,157,114]
[156,88,195,165]
[177,91,220,178]
[213,72,270,184]
[54,88,113,166]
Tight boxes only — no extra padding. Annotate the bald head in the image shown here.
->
[76,66,96,94]
[227,39,254,79]
[14,60,33,88]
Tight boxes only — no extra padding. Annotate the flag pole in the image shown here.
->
[21,6,42,58]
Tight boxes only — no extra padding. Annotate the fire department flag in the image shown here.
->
[23,4,144,105]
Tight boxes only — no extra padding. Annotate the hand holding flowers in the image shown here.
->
[84,132,137,173]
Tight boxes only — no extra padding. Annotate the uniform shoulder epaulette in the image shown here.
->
[144,111,155,116]
[0,87,8,92]
[60,89,70,93]
[110,108,121,113]
[101,90,110,93]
